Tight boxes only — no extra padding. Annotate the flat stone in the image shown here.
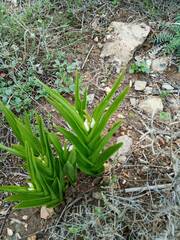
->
[40,206,54,220]
[116,135,133,156]
[139,97,163,115]
[130,98,137,106]
[7,228,13,236]
[101,22,150,73]
[162,83,174,90]
[144,86,153,94]
[134,81,147,91]
[151,57,169,72]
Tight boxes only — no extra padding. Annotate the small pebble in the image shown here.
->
[22,215,28,221]
[162,83,174,90]
[97,43,103,49]
[94,36,99,42]
[144,86,153,95]
[134,81,147,91]
[105,86,111,94]
[130,98,137,107]
[7,228,13,236]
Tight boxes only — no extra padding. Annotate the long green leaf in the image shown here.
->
[57,127,90,156]
[89,86,129,142]
[90,121,121,161]
[0,102,22,143]
[97,143,123,168]
[14,196,53,209]
[0,186,28,193]
[92,70,125,121]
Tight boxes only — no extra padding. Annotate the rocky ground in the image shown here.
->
[0,1,180,240]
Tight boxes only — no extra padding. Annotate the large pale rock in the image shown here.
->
[100,22,150,73]
[139,97,163,115]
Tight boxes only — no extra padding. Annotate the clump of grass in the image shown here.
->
[0,1,81,112]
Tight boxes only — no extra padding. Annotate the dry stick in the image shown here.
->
[81,45,94,70]
[123,183,172,193]
[102,183,172,193]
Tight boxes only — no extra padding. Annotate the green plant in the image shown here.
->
[160,90,171,99]
[0,1,82,112]
[53,51,80,93]
[155,15,180,70]
[41,71,129,176]
[159,111,171,121]
[111,0,120,6]
[0,102,77,209]
[129,60,150,74]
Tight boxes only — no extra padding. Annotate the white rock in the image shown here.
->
[94,36,99,42]
[116,135,133,156]
[40,206,54,220]
[134,81,147,91]
[130,98,137,106]
[87,94,94,104]
[100,22,150,73]
[151,57,169,72]
[22,215,28,221]
[144,86,153,94]
[7,228,13,236]
[105,86,111,94]
[97,43,103,49]
[139,97,163,115]
[162,83,174,90]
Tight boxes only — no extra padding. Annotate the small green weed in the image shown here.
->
[159,111,171,121]
[154,15,180,70]
[0,1,82,112]
[160,90,171,99]
[129,60,150,74]
[53,51,80,93]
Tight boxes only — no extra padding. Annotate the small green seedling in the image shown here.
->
[129,60,150,74]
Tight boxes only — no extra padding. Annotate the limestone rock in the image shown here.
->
[116,135,133,156]
[139,97,163,115]
[40,206,54,220]
[130,98,137,107]
[7,228,13,236]
[134,81,147,91]
[151,57,169,72]
[162,83,174,90]
[144,86,153,95]
[100,22,150,73]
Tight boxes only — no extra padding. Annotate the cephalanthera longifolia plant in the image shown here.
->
[42,71,129,176]
[0,102,77,209]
